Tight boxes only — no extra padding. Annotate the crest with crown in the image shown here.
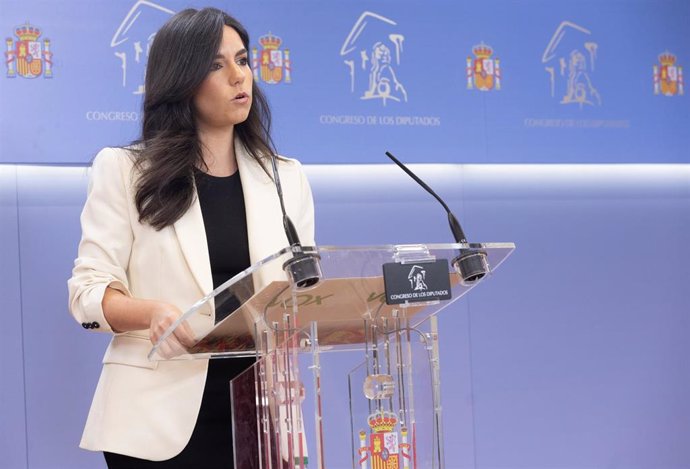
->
[472,43,494,59]
[14,23,42,42]
[658,52,677,67]
[654,50,684,96]
[259,32,282,51]
[251,31,291,84]
[466,42,500,91]
[367,411,398,433]
[5,22,53,79]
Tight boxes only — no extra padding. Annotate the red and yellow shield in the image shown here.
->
[260,49,284,84]
[370,432,399,469]
[16,40,43,78]
[473,58,494,91]
[660,64,679,96]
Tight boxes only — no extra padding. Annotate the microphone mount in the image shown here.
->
[384,151,489,285]
[269,153,322,289]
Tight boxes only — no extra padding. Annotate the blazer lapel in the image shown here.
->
[236,142,286,266]
[173,193,213,299]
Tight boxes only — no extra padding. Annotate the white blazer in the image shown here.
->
[67,142,315,461]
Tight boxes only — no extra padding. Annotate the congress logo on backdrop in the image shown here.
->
[251,32,291,85]
[340,11,407,106]
[5,22,53,79]
[654,51,684,97]
[86,1,173,123]
[110,0,174,95]
[466,43,501,91]
[542,21,601,108]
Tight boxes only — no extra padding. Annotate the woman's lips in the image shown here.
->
[233,92,250,104]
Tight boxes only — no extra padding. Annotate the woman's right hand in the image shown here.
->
[148,302,196,357]
[102,287,196,357]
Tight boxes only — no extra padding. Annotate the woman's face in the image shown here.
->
[194,26,253,132]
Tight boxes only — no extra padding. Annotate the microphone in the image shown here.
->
[384,151,488,285]
[269,153,322,289]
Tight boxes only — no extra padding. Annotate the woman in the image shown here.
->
[68,8,314,468]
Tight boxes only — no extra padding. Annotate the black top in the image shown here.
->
[194,169,251,290]
[190,170,254,464]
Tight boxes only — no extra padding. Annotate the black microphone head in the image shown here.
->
[283,249,322,290]
[452,250,489,286]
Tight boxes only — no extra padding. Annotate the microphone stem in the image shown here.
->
[385,151,467,244]
[385,151,453,215]
[269,153,288,217]
[270,153,302,247]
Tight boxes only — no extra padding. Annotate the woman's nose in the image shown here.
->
[229,63,245,85]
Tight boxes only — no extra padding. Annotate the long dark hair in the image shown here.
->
[131,8,275,230]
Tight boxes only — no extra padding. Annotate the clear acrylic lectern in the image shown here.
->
[150,243,515,469]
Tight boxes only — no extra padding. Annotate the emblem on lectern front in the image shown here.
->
[358,411,411,469]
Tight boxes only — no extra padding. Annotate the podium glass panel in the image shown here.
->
[149,243,514,361]
[149,243,515,469]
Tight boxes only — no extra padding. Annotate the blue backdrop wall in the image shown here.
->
[1,1,689,469]
[1,0,688,165]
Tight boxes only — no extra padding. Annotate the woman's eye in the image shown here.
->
[237,57,248,66]
[210,63,222,71]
